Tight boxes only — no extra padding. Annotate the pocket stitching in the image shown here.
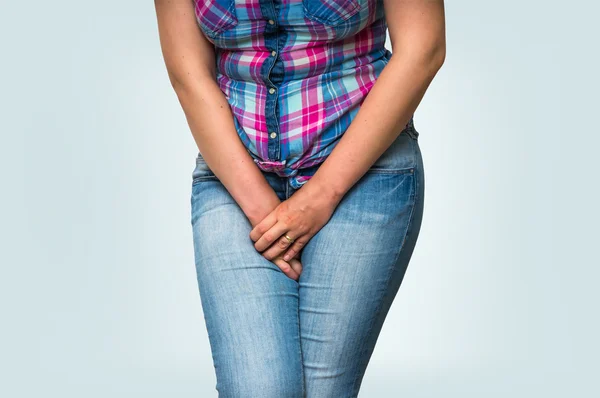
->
[302,0,362,26]
[366,167,415,175]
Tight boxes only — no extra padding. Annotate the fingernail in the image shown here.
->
[283,254,290,261]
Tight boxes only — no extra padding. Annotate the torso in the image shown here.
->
[193,0,391,189]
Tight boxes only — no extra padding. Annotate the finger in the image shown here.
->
[260,230,298,260]
[253,221,291,253]
[273,257,300,281]
[288,257,303,277]
[282,235,309,262]
[249,211,277,242]
[292,248,303,260]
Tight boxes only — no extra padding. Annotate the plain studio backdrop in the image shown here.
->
[1,1,598,397]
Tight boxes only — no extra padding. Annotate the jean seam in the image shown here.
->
[297,296,306,397]
[348,166,419,397]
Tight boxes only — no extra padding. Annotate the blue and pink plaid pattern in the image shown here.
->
[193,0,402,189]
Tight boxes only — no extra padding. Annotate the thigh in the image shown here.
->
[298,130,425,397]
[190,158,304,397]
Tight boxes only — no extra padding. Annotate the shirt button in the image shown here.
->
[269,87,276,94]
[268,19,275,25]
[270,132,277,138]
[271,50,277,57]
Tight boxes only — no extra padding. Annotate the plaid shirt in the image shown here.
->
[193,0,410,189]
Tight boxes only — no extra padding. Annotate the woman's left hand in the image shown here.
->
[249,184,340,263]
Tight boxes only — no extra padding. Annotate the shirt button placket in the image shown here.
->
[260,1,283,162]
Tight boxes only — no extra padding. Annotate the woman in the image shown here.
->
[155,0,445,396]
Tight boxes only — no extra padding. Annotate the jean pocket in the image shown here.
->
[192,152,218,184]
[367,127,418,174]
[193,0,238,40]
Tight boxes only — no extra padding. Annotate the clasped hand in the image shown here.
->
[249,184,339,281]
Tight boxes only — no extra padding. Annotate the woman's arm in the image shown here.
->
[249,0,446,262]
[154,0,281,226]
[155,0,303,281]
[304,0,446,203]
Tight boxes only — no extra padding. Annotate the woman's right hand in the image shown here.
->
[272,252,303,281]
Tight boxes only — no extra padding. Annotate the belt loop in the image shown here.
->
[285,177,289,199]
[405,115,418,139]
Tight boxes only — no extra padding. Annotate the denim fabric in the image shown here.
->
[190,125,424,397]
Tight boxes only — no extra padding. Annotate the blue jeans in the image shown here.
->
[190,125,424,397]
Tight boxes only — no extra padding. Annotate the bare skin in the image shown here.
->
[154,0,446,281]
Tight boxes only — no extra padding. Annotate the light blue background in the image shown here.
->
[1,1,598,397]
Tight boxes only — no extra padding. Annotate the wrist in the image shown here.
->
[244,192,281,227]
[299,176,345,207]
